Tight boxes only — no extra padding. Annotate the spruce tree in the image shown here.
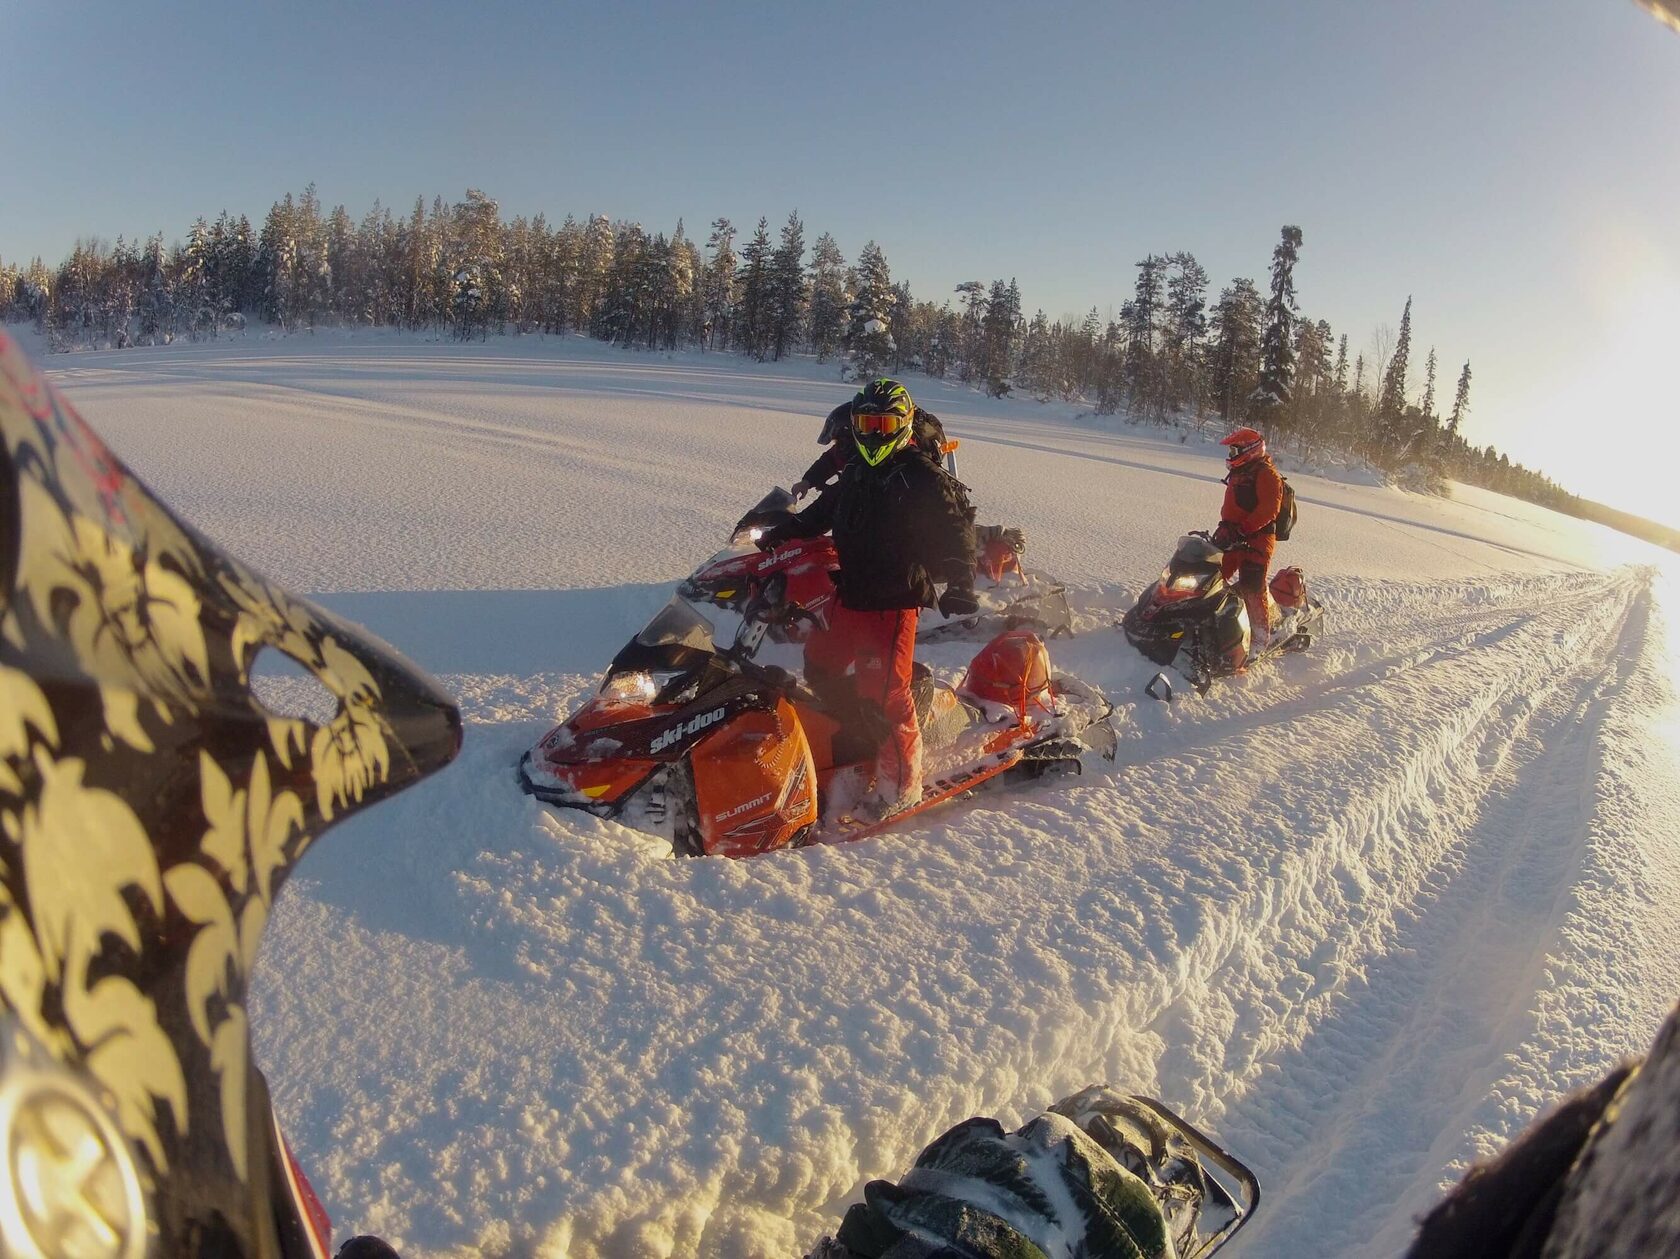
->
[1122,255,1164,418]
[1448,361,1472,434]
[981,278,1019,395]
[734,217,773,359]
[767,211,807,361]
[1209,278,1263,422]
[1249,225,1303,428]
[845,241,896,377]
[805,232,847,362]
[1162,252,1208,414]
[1375,297,1415,465]
[702,218,736,350]
[1378,296,1413,423]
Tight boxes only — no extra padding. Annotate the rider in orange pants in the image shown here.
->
[1214,427,1284,645]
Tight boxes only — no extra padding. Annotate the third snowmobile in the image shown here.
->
[1120,531,1323,700]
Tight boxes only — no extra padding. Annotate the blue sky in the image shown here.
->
[3,1,1677,523]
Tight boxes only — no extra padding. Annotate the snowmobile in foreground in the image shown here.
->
[706,488,1073,644]
[1050,1089,1260,1258]
[1120,531,1323,701]
[809,1086,1259,1259]
[519,546,1114,857]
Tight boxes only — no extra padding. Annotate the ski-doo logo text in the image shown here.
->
[651,707,726,753]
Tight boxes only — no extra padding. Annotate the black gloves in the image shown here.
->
[938,586,980,618]
[756,525,790,552]
[1212,521,1241,549]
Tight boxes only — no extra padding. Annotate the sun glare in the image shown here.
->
[1515,278,1680,528]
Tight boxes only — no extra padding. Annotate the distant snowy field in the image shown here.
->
[44,330,1680,1259]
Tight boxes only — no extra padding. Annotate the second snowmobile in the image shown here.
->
[519,554,1113,857]
[1120,531,1323,699]
[701,488,1073,643]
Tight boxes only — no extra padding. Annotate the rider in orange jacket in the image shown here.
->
[1213,427,1284,647]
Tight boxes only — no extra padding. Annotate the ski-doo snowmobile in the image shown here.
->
[1120,531,1323,700]
[1050,1088,1261,1258]
[519,551,1114,857]
[692,489,1073,644]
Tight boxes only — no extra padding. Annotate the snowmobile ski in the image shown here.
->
[1050,1087,1261,1258]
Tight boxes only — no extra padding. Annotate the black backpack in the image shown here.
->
[1274,477,1298,541]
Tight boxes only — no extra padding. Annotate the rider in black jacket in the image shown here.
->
[761,380,976,817]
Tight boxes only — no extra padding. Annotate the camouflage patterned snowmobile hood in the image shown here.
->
[0,330,461,1256]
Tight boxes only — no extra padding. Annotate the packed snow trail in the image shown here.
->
[44,334,1680,1258]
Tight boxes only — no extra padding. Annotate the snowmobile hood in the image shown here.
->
[0,331,461,1258]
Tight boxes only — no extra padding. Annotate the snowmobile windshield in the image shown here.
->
[634,597,716,652]
[731,487,798,543]
[1173,534,1224,567]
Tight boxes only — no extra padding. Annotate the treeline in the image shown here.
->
[1,186,1573,515]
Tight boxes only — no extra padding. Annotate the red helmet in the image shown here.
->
[1220,427,1267,469]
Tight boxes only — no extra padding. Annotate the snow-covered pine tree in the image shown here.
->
[138,233,172,343]
[576,213,616,333]
[702,218,736,350]
[845,240,896,377]
[662,220,699,349]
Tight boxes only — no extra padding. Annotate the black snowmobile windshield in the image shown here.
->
[635,597,716,652]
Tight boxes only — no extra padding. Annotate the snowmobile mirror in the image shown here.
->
[1146,671,1175,703]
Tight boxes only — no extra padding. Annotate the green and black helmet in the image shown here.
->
[850,378,914,467]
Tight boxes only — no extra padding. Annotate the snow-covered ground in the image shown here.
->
[46,330,1680,1258]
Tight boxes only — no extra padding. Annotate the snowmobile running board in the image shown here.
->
[814,747,1024,844]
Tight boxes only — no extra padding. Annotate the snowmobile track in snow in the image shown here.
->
[1153,568,1663,1257]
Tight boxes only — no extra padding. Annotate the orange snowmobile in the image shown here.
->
[518,550,1113,858]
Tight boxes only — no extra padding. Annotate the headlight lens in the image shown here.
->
[600,671,657,702]
[1168,573,1207,592]
[600,669,690,703]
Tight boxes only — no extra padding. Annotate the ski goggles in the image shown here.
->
[853,411,911,436]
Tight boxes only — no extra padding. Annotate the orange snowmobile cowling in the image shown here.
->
[691,698,819,857]
[961,630,1054,720]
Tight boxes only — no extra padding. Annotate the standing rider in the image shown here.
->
[1213,426,1284,651]
[760,379,978,819]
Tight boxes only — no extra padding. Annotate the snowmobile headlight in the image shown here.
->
[600,671,658,703]
[1168,573,1207,592]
